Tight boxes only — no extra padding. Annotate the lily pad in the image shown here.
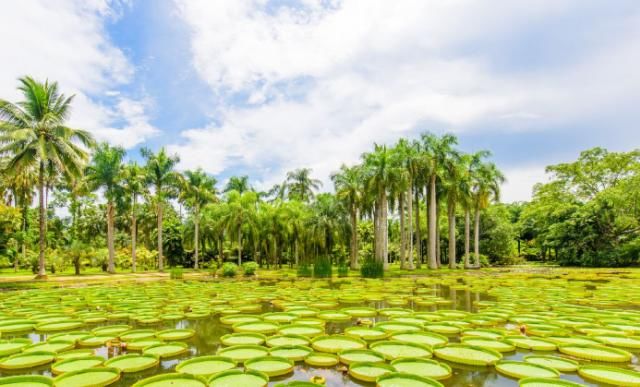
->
[221,333,266,346]
[105,353,159,373]
[390,331,448,348]
[143,342,189,358]
[0,351,56,370]
[504,336,557,351]
[51,355,104,374]
[390,358,452,380]
[495,360,560,379]
[35,320,84,332]
[303,352,339,367]
[53,367,120,387]
[126,339,163,351]
[524,355,579,372]
[208,370,269,387]
[370,341,432,360]
[0,339,32,356]
[132,373,207,387]
[311,335,366,353]
[269,345,313,361]
[232,321,279,335]
[433,344,502,366]
[245,356,294,377]
[156,328,195,341]
[376,372,444,387]
[56,349,95,361]
[175,356,236,377]
[558,344,633,362]
[265,334,309,347]
[348,361,395,382]
[578,365,640,386]
[338,349,385,365]
[344,327,388,341]
[519,377,586,387]
[217,344,269,363]
[0,375,54,386]
[461,337,516,353]
[119,329,156,341]
[278,324,323,337]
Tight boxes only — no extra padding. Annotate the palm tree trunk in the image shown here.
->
[350,206,358,269]
[194,211,200,270]
[374,194,382,264]
[238,228,242,266]
[131,195,137,273]
[428,175,437,269]
[295,240,299,266]
[414,186,421,269]
[382,191,389,270]
[407,188,415,270]
[464,209,471,269]
[474,207,480,268]
[37,163,46,278]
[436,204,442,268]
[157,201,164,271]
[399,193,406,269]
[448,202,456,269]
[107,201,116,274]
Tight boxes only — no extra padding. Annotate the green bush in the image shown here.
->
[337,263,349,277]
[361,257,384,278]
[170,266,184,280]
[221,262,238,277]
[297,263,312,277]
[313,256,332,278]
[242,261,258,276]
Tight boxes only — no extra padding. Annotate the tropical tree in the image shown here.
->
[122,162,146,272]
[85,143,125,274]
[331,164,363,269]
[0,77,94,277]
[284,168,322,202]
[441,149,464,268]
[141,147,180,271]
[180,169,217,269]
[224,175,251,193]
[472,160,505,267]
[224,190,258,265]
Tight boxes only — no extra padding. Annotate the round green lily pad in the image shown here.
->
[433,344,502,366]
[578,364,640,386]
[376,372,444,387]
[519,377,586,387]
[461,337,516,352]
[0,350,56,370]
[338,349,385,365]
[208,369,269,387]
[132,373,207,387]
[0,320,35,333]
[504,336,557,351]
[341,307,377,317]
[317,311,351,322]
[348,361,395,382]
[558,344,633,362]
[391,331,448,348]
[220,314,262,325]
[375,321,423,333]
[92,325,131,336]
[156,328,195,341]
[105,353,159,373]
[36,320,84,332]
[524,355,579,372]
[0,339,32,356]
[391,358,452,380]
[278,324,324,337]
[175,356,236,377]
[311,335,366,353]
[269,345,313,361]
[49,332,91,343]
[370,341,433,360]
[51,355,104,374]
[0,375,54,386]
[232,321,279,335]
[592,334,640,349]
[56,349,95,361]
[53,367,120,387]
[217,344,269,363]
[120,329,156,341]
[126,338,163,351]
[220,333,266,346]
[265,334,309,347]
[344,327,388,341]
[78,335,116,347]
[23,340,75,354]
[143,342,189,358]
[304,352,339,367]
[495,360,560,379]
[245,356,294,377]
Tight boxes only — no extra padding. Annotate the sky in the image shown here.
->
[2,0,639,203]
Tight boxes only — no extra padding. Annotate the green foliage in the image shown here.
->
[170,266,184,280]
[337,263,349,277]
[313,255,332,278]
[242,261,258,276]
[361,256,384,278]
[297,263,312,277]
[221,262,238,277]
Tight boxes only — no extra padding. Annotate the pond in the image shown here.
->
[0,270,639,386]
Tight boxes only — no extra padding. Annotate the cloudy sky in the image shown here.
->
[2,0,639,202]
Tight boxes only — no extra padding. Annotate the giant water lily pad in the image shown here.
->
[208,370,268,387]
[265,334,309,347]
[504,336,557,351]
[495,360,560,379]
[375,321,423,333]
[338,349,385,365]
[348,361,395,382]
[390,358,452,380]
[0,351,56,370]
[78,335,116,347]
[132,373,207,387]
[269,345,313,361]
[278,324,323,337]
[0,375,54,386]
[304,352,339,367]
[53,367,120,387]
[433,344,502,366]
[143,342,189,358]
[126,338,163,351]
[23,340,75,354]
[56,349,95,361]
[558,344,633,362]
[221,333,266,346]
[49,332,91,343]
[523,355,579,372]
[519,377,586,387]
[311,335,366,353]
[120,329,156,341]
[376,372,444,387]
[92,325,131,336]
[156,329,195,341]
[460,337,515,353]
[176,356,236,377]
[370,341,432,360]
[232,321,279,335]
[217,345,269,363]
[51,355,104,374]
[36,320,84,332]
[105,353,159,373]
[592,334,640,349]
[341,307,377,317]
[578,365,640,386]
[245,356,294,377]
[0,339,31,356]
[344,327,388,341]
[391,331,448,347]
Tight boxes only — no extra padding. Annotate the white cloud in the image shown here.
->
[171,0,640,193]
[501,165,549,203]
[0,0,158,149]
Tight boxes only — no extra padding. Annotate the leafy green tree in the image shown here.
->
[0,77,94,277]
[122,162,146,272]
[471,160,504,267]
[180,169,216,269]
[284,168,322,202]
[332,164,363,269]
[223,190,258,265]
[224,175,251,193]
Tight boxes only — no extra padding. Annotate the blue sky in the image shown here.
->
[2,0,640,202]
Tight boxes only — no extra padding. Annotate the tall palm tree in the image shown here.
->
[122,162,146,272]
[285,168,322,202]
[0,77,94,277]
[441,150,465,269]
[141,147,180,271]
[421,133,458,269]
[85,143,125,274]
[3,165,36,267]
[331,164,363,269]
[462,151,489,268]
[472,160,505,267]
[180,169,217,269]
[224,175,251,194]
[224,190,258,266]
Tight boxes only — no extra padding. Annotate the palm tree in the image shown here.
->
[180,169,217,269]
[85,143,125,274]
[224,190,258,266]
[141,147,180,271]
[472,160,505,267]
[0,77,94,277]
[2,165,36,268]
[462,151,489,268]
[421,133,458,269]
[331,164,363,269]
[285,168,322,202]
[122,162,146,272]
[441,150,465,269]
[224,175,251,194]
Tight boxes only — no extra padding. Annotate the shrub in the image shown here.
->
[297,263,312,277]
[242,261,258,276]
[361,257,384,278]
[313,255,332,278]
[170,266,184,280]
[337,263,349,277]
[221,262,238,277]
